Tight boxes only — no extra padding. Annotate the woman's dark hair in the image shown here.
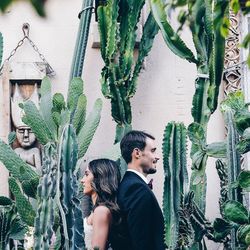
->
[88,158,121,222]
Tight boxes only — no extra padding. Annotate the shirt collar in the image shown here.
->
[127,169,149,184]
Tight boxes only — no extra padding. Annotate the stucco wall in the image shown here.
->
[0,1,226,248]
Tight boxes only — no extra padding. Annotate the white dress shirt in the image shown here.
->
[127,169,149,184]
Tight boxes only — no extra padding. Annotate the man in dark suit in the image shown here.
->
[114,130,165,250]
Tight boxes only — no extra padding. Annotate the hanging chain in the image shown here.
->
[0,23,55,76]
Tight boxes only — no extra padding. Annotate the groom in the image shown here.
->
[113,130,165,250]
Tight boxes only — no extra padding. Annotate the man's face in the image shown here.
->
[140,137,159,175]
[16,126,36,148]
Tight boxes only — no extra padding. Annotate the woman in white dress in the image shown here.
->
[81,159,121,250]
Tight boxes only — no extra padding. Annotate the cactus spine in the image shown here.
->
[162,122,188,249]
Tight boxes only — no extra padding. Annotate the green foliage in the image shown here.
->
[0,139,39,182]
[162,122,189,248]
[223,201,249,225]
[97,0,159,141]
[0,0,47,17]
[237,171,250,190]
[0,202,27,250]
[8,177,36,227]
[21,100,54,145]
[149,0,197,64]
[78,98,102,158]
[40,76,57,137]
[34,143,57,250]
[56,124,85,250]
[8,131,16,145]
[67,77,83,114]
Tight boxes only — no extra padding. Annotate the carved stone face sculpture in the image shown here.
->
[16,126,36,148]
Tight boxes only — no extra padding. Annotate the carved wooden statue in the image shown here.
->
[11,83,41,172]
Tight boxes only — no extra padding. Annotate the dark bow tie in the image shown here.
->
[147,179,153,190]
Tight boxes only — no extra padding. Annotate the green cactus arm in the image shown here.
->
[0,139,39,182]
[72,94,87,135]
[223,110,241,202]
[119,0,145,77]
[190,162,207,213]
[127,12,159,98]
[191,77,211,125]
[21,100,54,144]
[40,76,57,137]
[52,93,66,113]
[97,2,109,61]
[56,124,85,250]
[188,0,207,63]
[97,0,119,64]
[34,143,57,250]
[215,159,229,214]
[8,177,36,227]
[162,122,188,248]
[69,0,94,79]
[208,1,229,113]
[149,0,197,64]
[0,32,3,66]
[78,98,102,159]
[67,77,83,113]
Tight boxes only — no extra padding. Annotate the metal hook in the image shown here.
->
[22,23,30,37]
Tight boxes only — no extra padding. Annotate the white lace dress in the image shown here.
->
[84,217,113,250]
[84,217,93,250]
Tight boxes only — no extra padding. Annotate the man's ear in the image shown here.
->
[132,148,141,159]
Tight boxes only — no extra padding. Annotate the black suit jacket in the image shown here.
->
[111,171,165,250]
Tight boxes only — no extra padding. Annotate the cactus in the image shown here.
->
[0,139,39,183]
[69,0,94,79]
[97,0,159,142]
[8,177,36,227]
[0,200,27,250]
[34,143,57,250]
[56,124,84,250]
[150,0,229,214]
[162,122,188,249]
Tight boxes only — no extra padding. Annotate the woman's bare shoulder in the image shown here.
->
[93,205,112,222]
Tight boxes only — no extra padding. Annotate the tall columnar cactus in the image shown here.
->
[162,122,188,249]
[97,0,159,142]
[56,124,84,250]
[150,0,229,213]
[34,143,57,250]
[70,0,94,79]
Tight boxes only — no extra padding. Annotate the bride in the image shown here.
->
[81,159,121,250]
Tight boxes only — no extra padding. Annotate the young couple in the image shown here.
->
[81,130,166,250]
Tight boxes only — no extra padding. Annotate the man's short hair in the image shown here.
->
[120,130,155,164]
